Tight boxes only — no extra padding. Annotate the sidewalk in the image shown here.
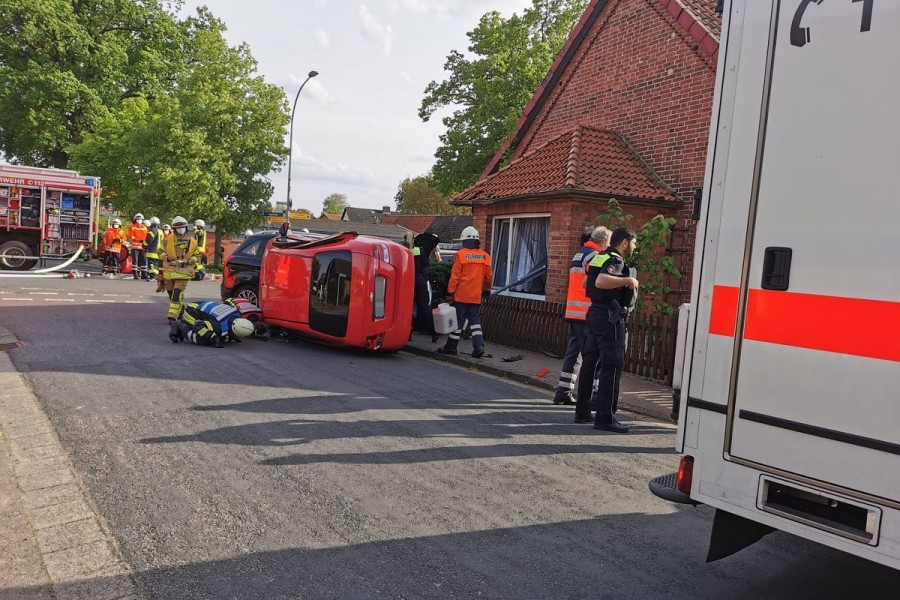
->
[0,328,143,600]
[404,330,675,423]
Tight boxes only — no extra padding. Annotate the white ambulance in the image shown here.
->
[650,0,899,570]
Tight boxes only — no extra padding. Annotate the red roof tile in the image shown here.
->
[455,126,676,204]
[379,215,437,233]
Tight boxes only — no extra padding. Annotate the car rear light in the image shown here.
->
[373,276,386,319]
[376,243,390,264]
[676,456,694,495]
[223,264,235,289]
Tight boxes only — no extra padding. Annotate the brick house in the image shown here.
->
[452,0,721,360]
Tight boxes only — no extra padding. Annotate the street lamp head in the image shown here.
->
[308,70,319,78]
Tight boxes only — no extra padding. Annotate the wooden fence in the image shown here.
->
[480,295,679,384]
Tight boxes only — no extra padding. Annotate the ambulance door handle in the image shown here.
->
[761,247,792,291]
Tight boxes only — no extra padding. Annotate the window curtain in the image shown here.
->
[511,217,549,294]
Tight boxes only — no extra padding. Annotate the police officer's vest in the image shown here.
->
[586,249,633,307]
[184,301,240,336]
[564,241,603,321]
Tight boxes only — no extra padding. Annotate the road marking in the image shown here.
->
[68,293,94,297]
[45,298,75,302]
[86,299,115,303]
[102,294,129,297]
[2,298,34,301]
[20,287,46,290]
[29,292,58,295]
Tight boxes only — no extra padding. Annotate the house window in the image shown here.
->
[491,215,550,298]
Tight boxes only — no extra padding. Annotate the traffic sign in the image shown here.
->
[262,211,284,217]
[289,210,312,220]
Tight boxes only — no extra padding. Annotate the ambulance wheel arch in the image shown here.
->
[0,240,38,271]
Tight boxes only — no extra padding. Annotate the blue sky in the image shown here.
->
[181,0,535,214]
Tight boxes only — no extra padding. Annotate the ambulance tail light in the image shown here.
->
[677,456,695,495]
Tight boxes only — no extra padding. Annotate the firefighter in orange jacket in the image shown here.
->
[553,225,610,404]
[102,219,127,274]
[437,226,492,358]
[128,213,149,280]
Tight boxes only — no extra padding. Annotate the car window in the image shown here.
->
[236,238,265,257]
[309,250,352,338]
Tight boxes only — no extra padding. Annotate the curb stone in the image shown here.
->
[0,340,145,600]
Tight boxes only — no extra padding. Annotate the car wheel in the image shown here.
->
[234,285,259,306]
[0,241,37,271]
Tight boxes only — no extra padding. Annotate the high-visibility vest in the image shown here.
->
[194,228,207,254]
[145,227,161,259]
[564,241,603,321]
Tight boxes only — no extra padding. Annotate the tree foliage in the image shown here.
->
[596,199,682,316]
[394,174,468,215]
[322,193,348,215]
[0,0,181,167]
[419,0,587,196]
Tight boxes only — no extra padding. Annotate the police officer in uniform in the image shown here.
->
[574,227,638,433]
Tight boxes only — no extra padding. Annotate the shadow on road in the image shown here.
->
[4,512,898,600]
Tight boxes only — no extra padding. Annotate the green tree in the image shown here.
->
[322,193,348,215]
[419,0,587,196]
[69,9,289,236]
[596,199,682,316]
[394,174,468,215]
[0,0,181,167]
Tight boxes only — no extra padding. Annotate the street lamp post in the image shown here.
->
[285,70,319,231]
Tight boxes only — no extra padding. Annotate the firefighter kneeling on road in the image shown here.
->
[169,300,256,348]
[159,216,200,322]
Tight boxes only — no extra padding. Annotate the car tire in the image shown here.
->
[233,284,259,306]
[0,241,37,271]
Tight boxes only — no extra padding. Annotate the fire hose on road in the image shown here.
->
[0,245,86,277]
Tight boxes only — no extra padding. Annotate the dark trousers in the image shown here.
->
[131,248,147,278]
[444,302,484,351]
[556,320,587,395]
[575,307,625,424]
[413,273,435,333]
[103,250,120,272]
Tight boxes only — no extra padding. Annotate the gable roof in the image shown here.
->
[379,215,437,233]
[424,215,473,244]
[455,125,676,205]
[318,212,342,220]
[481,0,721,180]
[341,206,384,223]
[292,218,411,242]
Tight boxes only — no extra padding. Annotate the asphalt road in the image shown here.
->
[1,276,898,599]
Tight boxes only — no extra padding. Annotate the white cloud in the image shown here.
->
[399,71,412,83]
[358,5,393,56]
[313,0,326,8]
[314,30,330,48]
[287,75,335,106]
[292,151,383,190]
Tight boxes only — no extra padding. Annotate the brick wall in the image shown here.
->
[510,0,717,303]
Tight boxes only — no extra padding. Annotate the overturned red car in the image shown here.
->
[259,231,414,352]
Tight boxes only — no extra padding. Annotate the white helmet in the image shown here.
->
[171,216,188,227]
[231,318,255,338]
[134,213,144,221]
[194,219,205,228]
[162,223,171,231]
[458,226,480,240]
[149,216,160,226]
[112,218,121,226]
[244,229,254,236]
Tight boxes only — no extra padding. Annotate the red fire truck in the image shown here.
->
[259,231,414,352]
[0,164,101,271]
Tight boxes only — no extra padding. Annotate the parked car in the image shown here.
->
[259,231,414,352]
[220,231,278,305]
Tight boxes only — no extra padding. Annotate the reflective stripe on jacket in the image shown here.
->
[161,233,199,280]
[564,241,603,321]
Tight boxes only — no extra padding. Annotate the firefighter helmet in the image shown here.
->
[134,213,144,221]
[194,219,205,228]
[112,218,122,226]
[149,216,160,226]
[458,226,480,241]
[171,216,188,227]
[231,318,255,338]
